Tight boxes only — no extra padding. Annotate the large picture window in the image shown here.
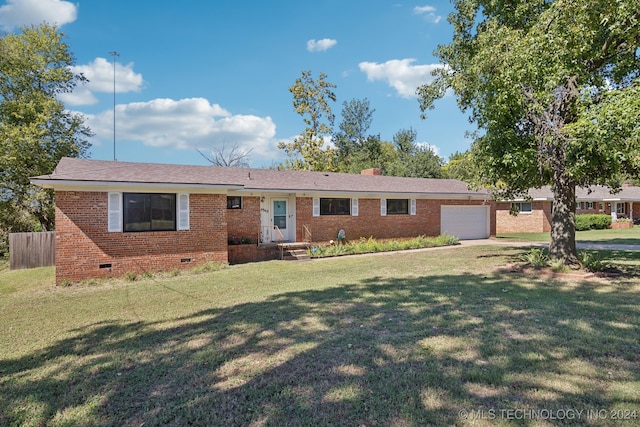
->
[320,198,351,215]
[123,193,176,232]
[386,199,409,215]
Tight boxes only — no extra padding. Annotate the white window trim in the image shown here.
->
[111,192,189,232]
[511,202,532,214]
[178,193,190,230]
[108,192,122,232]
[312,197,320,217]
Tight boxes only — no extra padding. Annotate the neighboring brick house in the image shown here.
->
[496,185,640,233]
[32,158,496,284]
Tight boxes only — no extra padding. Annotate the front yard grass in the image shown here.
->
[1,245,639,426]
[498,225,640,245]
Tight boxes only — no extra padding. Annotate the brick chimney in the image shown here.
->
[361,168,381,176]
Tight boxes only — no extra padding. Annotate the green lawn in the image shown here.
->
[498,225,640,245]
[1,246,639,426]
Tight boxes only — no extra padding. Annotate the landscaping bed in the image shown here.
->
[308,234,460,258]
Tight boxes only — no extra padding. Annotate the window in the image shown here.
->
[511,202,532,214]
[578,201,595,210]
[320,198,351,215]
[227,196,242,209]
[386,199,409,215]
[617,203,626,214]
[123,193,176,232]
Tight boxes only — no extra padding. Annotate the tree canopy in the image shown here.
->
[0,24,92,235]
[277,70,337,171]
[386,128,443,178]
[418,0,640,263]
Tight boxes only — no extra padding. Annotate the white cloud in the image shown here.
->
[417,141,440,156]
[413,5,442,24]
[0,0,77,31]
[306,38,337,52]
[84,97,279,163]
[359,58,444,98]
[59,57,144,106]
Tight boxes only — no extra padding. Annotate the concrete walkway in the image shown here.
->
[460,238,640,251]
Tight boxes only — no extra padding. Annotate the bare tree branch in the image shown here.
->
[197,143,254,168]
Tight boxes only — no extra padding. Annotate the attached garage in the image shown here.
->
[440,205,490,240]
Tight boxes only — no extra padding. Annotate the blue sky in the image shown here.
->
[0,0,475,168]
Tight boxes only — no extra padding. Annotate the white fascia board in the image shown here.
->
[257,189,491,200]
[30,179,244,193]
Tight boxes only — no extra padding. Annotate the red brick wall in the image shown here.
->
[226,196,261,243]
[228,244,279,264]
[296,197,495,242]
[496,201,552,233]
[55,191,228,284]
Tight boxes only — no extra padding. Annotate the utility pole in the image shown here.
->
[109,51,119,161]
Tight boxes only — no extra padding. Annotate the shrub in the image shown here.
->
[520,248,548,268]
[549,258,568,273]
[0,230,8,257]
[308,235,459,258]
[579,251,607,272]
[123,272,137,282]
[576,214,611,231]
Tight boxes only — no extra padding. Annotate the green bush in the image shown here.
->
[579,251,607,272]
[308,235,459,258]
[576,214,611,231]
[520,248,549,268]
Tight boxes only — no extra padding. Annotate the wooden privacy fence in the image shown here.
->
[9,231,55,270]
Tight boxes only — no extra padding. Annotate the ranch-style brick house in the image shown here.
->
[32,157,496,284]
[496,185,640,234]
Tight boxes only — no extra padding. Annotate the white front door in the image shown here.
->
[272,199,288,241]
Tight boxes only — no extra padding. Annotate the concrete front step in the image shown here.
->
[284,248,311,261]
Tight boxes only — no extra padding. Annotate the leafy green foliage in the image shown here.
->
[442,150,479,183]
[575,214,612,231]
[520,248,549,268]
[0,24,92,232]
[308,234,459,258]
[579,251,608,272]
[278,70,337,171]
[417,0,640,263]
[386,128,444,178]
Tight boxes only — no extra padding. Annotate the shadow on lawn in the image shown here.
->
[1,271,639,426]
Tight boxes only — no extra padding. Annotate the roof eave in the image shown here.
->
[30,178,245,192]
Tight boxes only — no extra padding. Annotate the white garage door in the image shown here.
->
[441,206,490,240]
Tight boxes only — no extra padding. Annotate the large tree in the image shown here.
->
[0,24,92,232]
[278,70,337,171]
[386,128,443,178]
[197,142,253,168]
[333,98,374,161]
[418,0,640,263]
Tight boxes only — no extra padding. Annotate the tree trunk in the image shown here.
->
[549,174,578,264]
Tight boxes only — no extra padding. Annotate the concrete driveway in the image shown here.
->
[460,238,640,251]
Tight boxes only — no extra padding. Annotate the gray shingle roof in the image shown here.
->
[32,157,490,198]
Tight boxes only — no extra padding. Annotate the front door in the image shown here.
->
[272,199,288,241]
